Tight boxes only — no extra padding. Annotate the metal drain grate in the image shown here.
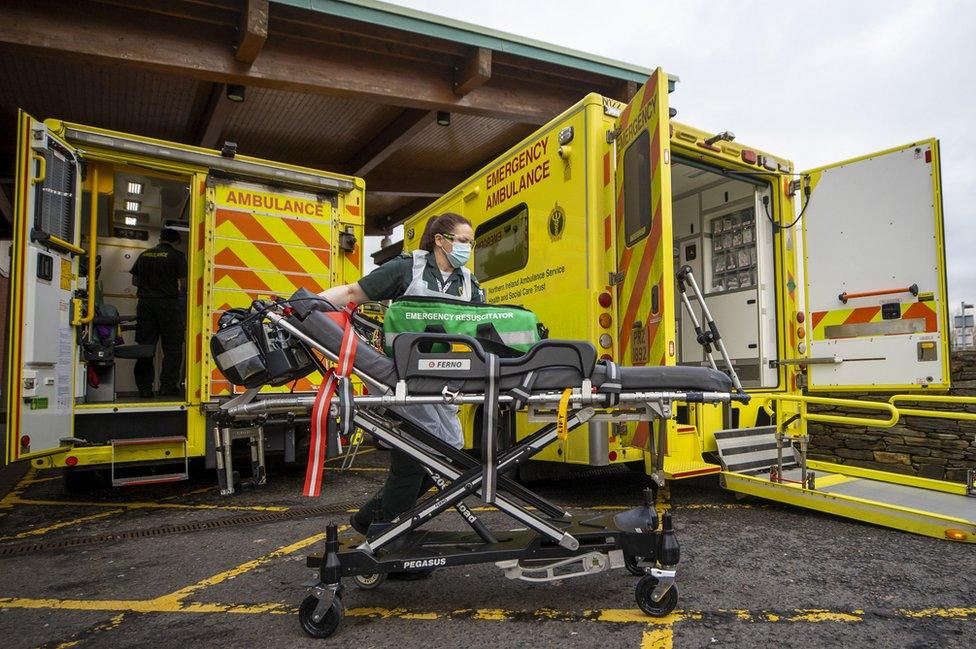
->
[0,501,357,558]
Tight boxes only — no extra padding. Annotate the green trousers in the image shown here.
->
[354,449,434,527]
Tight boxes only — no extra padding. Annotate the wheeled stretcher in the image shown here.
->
[212,289,746,639]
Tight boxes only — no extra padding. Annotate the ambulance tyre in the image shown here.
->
[299,594,343,639]
[353,572,386,590]
[635,575,678,617]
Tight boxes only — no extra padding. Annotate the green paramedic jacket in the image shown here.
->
[382,295,543,356]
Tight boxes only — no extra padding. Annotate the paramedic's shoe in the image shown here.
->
[138,388,154,399]
[349,513,370,535]
[158,386,182,398]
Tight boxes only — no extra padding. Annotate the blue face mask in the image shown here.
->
[445,242,471,268]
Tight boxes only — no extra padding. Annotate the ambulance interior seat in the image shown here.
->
[82,256,155,402]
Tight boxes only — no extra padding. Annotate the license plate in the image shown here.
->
[631,324,649,364]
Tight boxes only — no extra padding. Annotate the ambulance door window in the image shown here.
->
[623,130,652,246]
[474,203,529,282]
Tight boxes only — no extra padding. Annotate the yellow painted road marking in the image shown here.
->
[641,626,673,649]
[0,508,126,541]
[21,475,60,486]
[898,607,976,619]
[7,497,289,512]
[324,467,388,472]
[155,528,339,606]
[46,612,128,649]
[0,597,971,626]
[0,467,37,509]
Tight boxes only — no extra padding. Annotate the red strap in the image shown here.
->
[303,305,359,497]
[304,371,337,497]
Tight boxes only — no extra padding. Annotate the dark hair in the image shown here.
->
[160,228,181,243]
[419,213,471,253]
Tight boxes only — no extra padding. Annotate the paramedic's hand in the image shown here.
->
[319,282,369,309]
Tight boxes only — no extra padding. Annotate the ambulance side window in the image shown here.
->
[623,129,652,246]
[474,203,529,282]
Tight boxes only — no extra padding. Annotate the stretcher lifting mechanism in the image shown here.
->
[213,289,747,638]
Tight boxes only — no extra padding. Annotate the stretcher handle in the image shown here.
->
[838,283,918,304]
[393,331,489,379]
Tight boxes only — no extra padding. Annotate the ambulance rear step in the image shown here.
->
[713,425,796,475]
[109,436,189,487]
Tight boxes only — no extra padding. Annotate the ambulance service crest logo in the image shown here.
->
[548,204,566,240]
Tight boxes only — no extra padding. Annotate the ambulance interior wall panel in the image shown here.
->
[670,162,777,387]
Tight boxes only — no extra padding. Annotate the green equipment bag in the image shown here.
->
[383,295,546,357]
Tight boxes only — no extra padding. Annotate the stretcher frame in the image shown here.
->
[218,306,746,638]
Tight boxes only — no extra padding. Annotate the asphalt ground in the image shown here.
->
[0,449,973,648]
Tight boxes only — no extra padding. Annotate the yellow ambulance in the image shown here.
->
[5,111,364,489]
[406,69,974,541]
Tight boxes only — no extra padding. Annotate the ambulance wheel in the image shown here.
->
[635,575,678,617]
[353,572,386,590]
[298,594,343,639]
[624,554,647,577]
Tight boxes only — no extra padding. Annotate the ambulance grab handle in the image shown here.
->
[838,283,918,304]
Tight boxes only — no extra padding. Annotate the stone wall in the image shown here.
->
[806,350,976,483]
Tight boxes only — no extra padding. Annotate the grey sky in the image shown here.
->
[381,0,976,314]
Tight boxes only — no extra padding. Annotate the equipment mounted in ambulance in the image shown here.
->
[5,111,365,489]
[404,68,976,542]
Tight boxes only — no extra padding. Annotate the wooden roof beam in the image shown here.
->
[346,109,433,177]
[195,83,237,149]
[235,0,268,64]
[363,168,465,197]
[0,1,577,125]
[371,197,436,233]
[454,47,491,97]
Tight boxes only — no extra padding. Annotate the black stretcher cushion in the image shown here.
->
[286,289,733,395]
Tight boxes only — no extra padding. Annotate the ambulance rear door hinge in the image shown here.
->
[608,271,625,286]
[607,129,619,143]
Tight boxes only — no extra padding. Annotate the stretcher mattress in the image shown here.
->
[287,290,734,394]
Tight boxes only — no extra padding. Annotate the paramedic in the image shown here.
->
[318,213,484,535]
[130,228,187,398]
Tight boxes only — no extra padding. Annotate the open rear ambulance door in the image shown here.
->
[613,67,675,368]
[802,140,950,390]
[5,111,83,463]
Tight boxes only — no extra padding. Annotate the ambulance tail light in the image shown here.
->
[598,292,613,308]
[20,435,30,448]
[599,313,613,329]
[945,528,968,541]
[741,150,758,165]
[599,334,613,349]
[797,326,806,339]
[796,311,805,323]
[65,456,78,467]
[608,450,619,462]
[600,354,614,362]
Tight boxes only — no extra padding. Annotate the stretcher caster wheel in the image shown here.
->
[299,594,343,638]
[353,572,386,590]
[635,575,678,617]
[624,554,647,577]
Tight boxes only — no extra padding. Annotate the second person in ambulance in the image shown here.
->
[318,212,483,534]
